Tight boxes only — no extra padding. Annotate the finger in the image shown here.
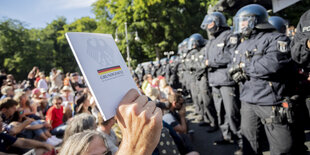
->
[119,89,140,106]
[141,101,157,120]
[116,89,139,128]
[133,95,148,114]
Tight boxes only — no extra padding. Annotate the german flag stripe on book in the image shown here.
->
[97,66,122,75]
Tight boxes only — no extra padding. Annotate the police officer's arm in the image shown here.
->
[244,36,291,78]
[208,33,234,68]
[290,32,310,65]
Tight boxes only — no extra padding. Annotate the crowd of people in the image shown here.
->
[0,3,310,155]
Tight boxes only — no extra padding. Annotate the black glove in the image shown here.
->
[228,64,242,77]
[231,71,248,83]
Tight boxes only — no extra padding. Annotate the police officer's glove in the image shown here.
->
[231,71,248,83]
[228,65,242,77]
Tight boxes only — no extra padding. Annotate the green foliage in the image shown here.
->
[92,0,211,67]
[0,16,97,80]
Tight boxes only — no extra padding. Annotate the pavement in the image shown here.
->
[184,102,310,155]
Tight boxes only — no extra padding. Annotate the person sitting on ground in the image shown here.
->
[0,98,34,136]
[30,88,47,119]
[59,130,109,155]
[159,78,175,100]
[62,113,97,143]
[37,72,48,90]
[75,92,92,114]
[163,93,198,154]
[0,86,14,100]
[27,66,39,89]
[69,72,85,92]
[60,86,74,121]
[45,95,64,130]
[50,68,63,89]
[163,93,187,134]
[97,115,119,154]
[0,116,54,154]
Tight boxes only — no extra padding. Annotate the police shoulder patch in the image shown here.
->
[229,36,237,44]
[277,41,288,53]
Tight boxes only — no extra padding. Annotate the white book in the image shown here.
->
[65,32,138,120]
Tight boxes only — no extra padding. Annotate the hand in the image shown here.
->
[24,117,35,124]
[43,143,54,151]
[205,60,209,66]
[307,40,310,49]
[179,106,186,118]
[116,89,162,155]
[44,122,52,129]
[228,65,242,77]
[232,71,248,83]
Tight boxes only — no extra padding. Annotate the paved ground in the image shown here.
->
[184,102,310,155]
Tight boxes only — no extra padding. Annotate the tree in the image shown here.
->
[92,0,214,67]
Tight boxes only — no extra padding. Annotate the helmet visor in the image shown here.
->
[233,16,256,34]
[201,15,218,30]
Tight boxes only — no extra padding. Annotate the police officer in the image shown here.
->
[268,16,287,34]
[135,64,145,86]
[201,12,241,144]
[181,38,191,94]
[290,9,310,121]
[185,33,205,117]
[289,9,310,154]
[229,4,293,154]
[195,41,218,129]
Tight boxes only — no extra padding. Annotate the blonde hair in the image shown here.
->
[1,86,13,95]
[59,130,107,155]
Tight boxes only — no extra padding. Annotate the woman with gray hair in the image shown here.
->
[59,130,111,155]
[63,113,97,142]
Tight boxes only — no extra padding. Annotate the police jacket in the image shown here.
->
[205,30,236,86]
[234,31,292,105]
[290,9,310,71]
[185,49,199,74]
[195,47,208,81]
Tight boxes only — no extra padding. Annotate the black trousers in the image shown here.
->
[241,102,293,155]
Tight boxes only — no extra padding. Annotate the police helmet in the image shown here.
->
[268,16,287,34]
[188,33,205,50]
[177,43,183,55]
[201,12,228,34]
[233,4,274,36]
[181,38,189,53]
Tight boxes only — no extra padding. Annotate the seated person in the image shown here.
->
[97,115,119,154]
[0,116,54,154]
[0,98,33,136]
[63,113,96,142]
[163,93,198,154]
[163,93,187,134]
[59,130,109,155]
[46,95,64,130]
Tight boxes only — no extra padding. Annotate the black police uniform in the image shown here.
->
[290,9,310,119]
[232,31,293,155]
[185,48,201,115]
[196,46,217,126]
[205,29,241,141]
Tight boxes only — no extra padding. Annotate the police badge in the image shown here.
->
[277,41,288,53]
[230,36,238,44]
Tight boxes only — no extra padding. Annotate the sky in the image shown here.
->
[0,0,97,28]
